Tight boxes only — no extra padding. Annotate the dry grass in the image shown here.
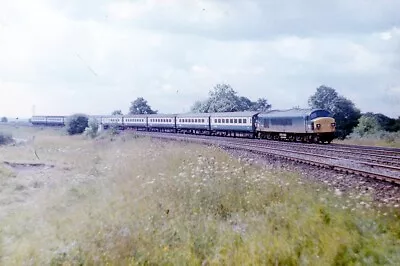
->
[0,126,400,265]
[336,131,400,148]
[335,139,400,148]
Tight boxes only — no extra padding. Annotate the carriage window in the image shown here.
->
[221,119,225,123]
[230,119,233,123]
[238,119,242,123]
[214,119,217,123]
[217,119,220,123]
[234,119,237,123]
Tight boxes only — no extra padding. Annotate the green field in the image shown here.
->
[0,125,400,265]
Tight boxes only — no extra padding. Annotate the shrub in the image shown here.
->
[65,114,89,135]
[1,117,7,123]
[347,130,400,145]
[352,115,382,137]
[0,132,13,145]
[84,118,99,139]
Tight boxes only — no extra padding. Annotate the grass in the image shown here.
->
[336,138,400,148]
[0,127,400,265]
[336,131,400,148]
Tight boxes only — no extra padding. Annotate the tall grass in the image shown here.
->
[1,133,400,265]
[340,131,400,148]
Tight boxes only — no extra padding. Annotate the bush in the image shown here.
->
[0,132,13,145]
[1,117,7,123]
[84,118,99,139]
[348,130,400,144]
[65,114,89,135]
[352,115,382,137]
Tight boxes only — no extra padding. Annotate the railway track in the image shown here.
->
[135,131,400,185]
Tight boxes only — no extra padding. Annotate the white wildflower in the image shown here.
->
[334,189,342,196]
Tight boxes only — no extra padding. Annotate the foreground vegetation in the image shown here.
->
[0,127,399,265]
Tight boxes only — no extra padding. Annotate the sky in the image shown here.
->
[0,0,400,119]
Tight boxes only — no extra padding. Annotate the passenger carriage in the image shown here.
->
[31,116,65,126]
[147,114,176,132]
[209,112,259,137]
[176,113,210,134]
[123,115,147,130]
[101,115,124,129]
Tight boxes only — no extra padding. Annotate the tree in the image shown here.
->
[84,118,99,138]
[353,115,382,137]
[190,83,271,113]
[238,96,254,111]
[191,100,210,113]
[65,114,89,135]
[308,85,361,138]
[363,112,400,132]
[206,84,242,112]
[129,97,157,114]
[308,86,338,111]
[112,110,123,116]
[1,117,7,123]
[249,98,272,112]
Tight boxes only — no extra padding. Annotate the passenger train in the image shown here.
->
[31,108,336,143]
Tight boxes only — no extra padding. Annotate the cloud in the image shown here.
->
[0,0,399,118]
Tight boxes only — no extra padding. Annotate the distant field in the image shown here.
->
[0,126,400,265]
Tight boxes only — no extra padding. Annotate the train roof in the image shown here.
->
[116,114,147,117]
[258,108,330,118]
[32,115,66,118]
[176,113,211,117]
[209,111,260,117]
[146,113,178,117]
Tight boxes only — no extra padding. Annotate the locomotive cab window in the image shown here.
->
[309,110,331,120]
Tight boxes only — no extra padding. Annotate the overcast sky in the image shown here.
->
[1,0,399,118]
